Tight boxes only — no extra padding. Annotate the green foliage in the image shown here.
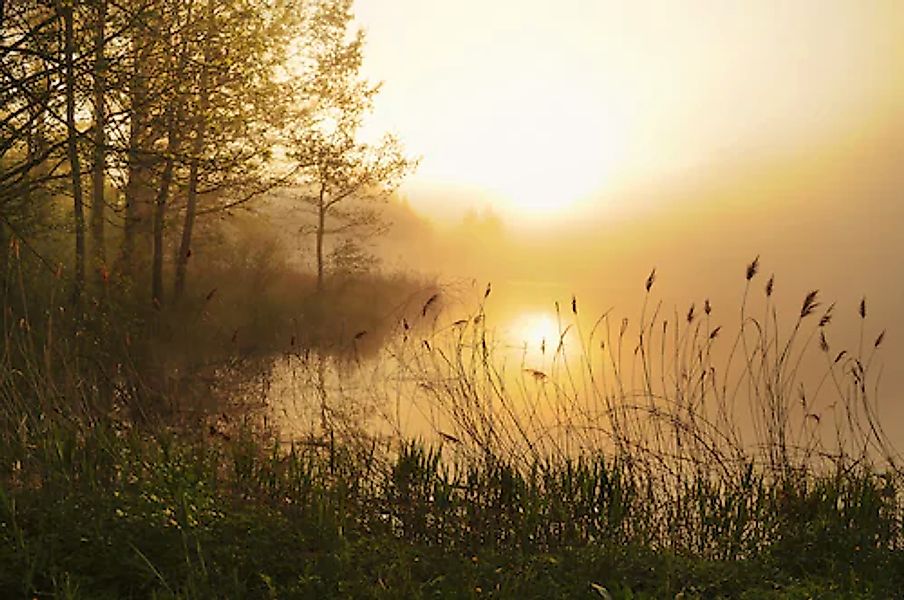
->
[2,422,902,598]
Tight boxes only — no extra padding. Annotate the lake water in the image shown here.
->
[264,278,904,467]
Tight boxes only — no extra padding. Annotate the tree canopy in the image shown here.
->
[0,0,412,304]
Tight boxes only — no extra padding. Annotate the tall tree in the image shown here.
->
[290,0,414,291]
[120,0,167,280]
[150,0,193,306]
[171,0,306,300]
[59,1,86,302]
[172,0,212,299]
[89,0,107,278]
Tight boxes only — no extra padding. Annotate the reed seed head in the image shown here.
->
[422,293,439,316]
[800,290,819,318]
[746,256,760,281]
[875,330,886,348]
[819,303,835,327]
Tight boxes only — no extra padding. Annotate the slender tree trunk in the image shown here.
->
[30,29,51,183]
[90,0,107,279]
[122,19,154,277]
[316,184,326,292]
[27,102,47,168]
[152,0,191,307]
[173,154,199,301]
[151,157,174,306]
[63,4,85,304]
[122,128,151,276]
[174,2,211,300]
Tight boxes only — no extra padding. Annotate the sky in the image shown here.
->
[345,1,904,442]
[353,0,903,226]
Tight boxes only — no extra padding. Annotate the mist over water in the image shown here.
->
[262,122,904,456]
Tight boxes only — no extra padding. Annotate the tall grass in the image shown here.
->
[384,257,898,479]
[1,252,902,597]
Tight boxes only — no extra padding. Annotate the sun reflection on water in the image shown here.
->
[506,311,566,358]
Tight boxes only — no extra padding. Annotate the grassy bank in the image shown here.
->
[2,423,902,599]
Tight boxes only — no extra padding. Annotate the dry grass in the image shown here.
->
[362,258,899,482]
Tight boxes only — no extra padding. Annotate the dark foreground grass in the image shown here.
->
[2,424,901,599]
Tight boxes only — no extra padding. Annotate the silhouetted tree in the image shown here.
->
[289,0,414,291]
[172,0,305,301]
[59,1,86,302]
[89,0,107,280]
[2,0,404,306]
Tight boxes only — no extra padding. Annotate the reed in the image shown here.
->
[1,254,901,597]
[385,257,898,482]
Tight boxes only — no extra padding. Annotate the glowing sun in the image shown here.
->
[509,311,563,353]
[406,72,625,221]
